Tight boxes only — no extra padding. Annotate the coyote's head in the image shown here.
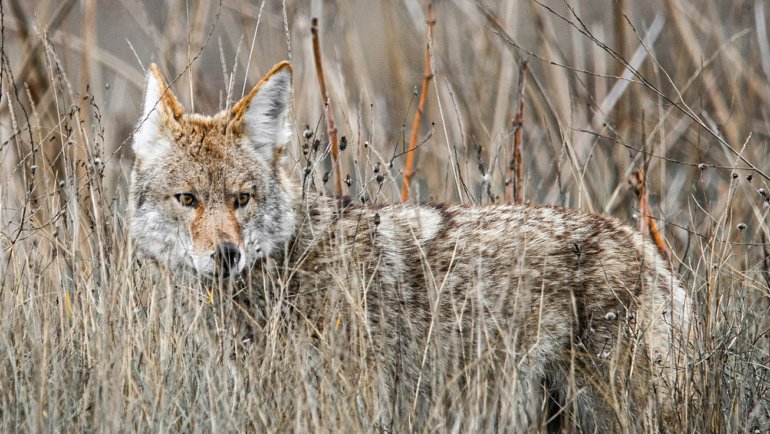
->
[129,62,296,279]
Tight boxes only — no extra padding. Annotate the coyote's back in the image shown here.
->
[129,61,692,432]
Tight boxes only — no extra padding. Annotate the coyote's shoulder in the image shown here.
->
[129,61,692,432]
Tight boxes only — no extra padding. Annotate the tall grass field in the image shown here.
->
[1,0,770,431]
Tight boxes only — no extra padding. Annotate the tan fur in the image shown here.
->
[130,61,692,432]
[189,206,241,252]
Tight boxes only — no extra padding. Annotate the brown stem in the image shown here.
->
[632,169,671,261]
[401,4,434,202]
[507,61,527,204]
[311,17,342,198]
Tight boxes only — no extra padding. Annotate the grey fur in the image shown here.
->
[130,62,692,433]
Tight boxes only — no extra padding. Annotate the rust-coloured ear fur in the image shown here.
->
[228,62,293,157]
[147,63,185,120]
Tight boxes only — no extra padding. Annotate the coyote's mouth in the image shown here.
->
[186,244,247,279]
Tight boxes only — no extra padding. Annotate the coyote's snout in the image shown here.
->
[129,61,692,432]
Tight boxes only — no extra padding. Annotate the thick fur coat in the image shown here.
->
[129,61,692,432]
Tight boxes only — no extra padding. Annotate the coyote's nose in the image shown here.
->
[212,243,241,276]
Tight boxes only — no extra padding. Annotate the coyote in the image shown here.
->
[130,61,692,432]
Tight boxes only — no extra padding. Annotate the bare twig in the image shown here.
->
[241,0,266,97]
[401,4,434,203]
[311,17,342,198]
[481,0,770,182]
[631,169,670,261]
[762,232,770,291]
[664,0,739,147]
[10,0,76,101]
[506,61,527,204]
[614,0,629,134]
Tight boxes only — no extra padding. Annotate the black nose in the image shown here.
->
[212,243,241,276]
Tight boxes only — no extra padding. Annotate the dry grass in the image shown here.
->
[1,0,770,431]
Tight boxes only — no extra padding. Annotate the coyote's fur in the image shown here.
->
[130,61,692,432]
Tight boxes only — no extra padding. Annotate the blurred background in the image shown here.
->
[2,0,770,430]
[3,1,769,252]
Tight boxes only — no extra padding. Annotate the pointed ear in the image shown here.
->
[230,61,292,158]
[133,64,185,163]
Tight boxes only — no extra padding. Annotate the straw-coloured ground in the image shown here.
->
[1,0,769,432]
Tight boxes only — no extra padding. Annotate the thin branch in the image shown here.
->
[10,0,76,101]
[401,4,434,202]
[479,0,770,182]
[311,17,342,198]
[631,169,670,261]
[506,61,527,204]
[762,232,770,291]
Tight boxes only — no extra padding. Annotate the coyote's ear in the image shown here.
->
[230,61,292,159]
[133,64,184,163]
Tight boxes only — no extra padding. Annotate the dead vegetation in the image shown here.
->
[1,0,770,431]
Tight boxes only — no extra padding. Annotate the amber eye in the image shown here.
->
[175,193,197,207]
[234,193,251,209]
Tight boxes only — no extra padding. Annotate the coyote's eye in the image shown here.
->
[234,193,251,209]
[175,193,197,207]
